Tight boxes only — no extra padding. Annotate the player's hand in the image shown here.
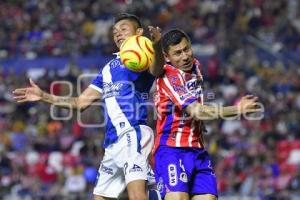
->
[13,79,43,103]
[148,26,162,44]
[238,95,261,114]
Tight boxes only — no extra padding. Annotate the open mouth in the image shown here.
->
[183,61,192,67]
[118,39,125,46]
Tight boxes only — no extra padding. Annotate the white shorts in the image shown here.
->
[93,125,154,198]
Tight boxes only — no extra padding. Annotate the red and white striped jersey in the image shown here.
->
[153,59,205,154]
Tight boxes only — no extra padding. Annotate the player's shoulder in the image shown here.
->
[100,56,122,75]
[108,56,123,68]
[156,64,182,87]
[164,64,177,73]
[193,59,203,72]
[159,64,180,78]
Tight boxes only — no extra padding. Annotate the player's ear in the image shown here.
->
[136,28,144,35]
[163,51,170,62]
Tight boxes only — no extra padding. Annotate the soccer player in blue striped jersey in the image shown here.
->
[13,13,164,200]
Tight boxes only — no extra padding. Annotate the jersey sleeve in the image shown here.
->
[157,68,197,110]
[89,69,103,93]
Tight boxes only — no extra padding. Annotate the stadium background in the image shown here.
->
[0,0,300,199]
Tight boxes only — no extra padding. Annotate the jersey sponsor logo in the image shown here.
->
[186,81,196,89]
[168,164,177,186]
[186,79,203,98]
[103,82,123,98]
[126,131,131,145]
[100,164,113,175]
[173,85,186,93]
[129,164,143,173]
[186,79,201,90]
[179,93,191,101]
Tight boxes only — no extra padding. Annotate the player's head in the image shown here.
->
[113,13,144,49]
[162,29,194,72]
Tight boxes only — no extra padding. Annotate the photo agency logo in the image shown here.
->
[49,75,264,127]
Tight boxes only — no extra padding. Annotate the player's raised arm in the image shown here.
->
[148,26,164,77]
[186,95,261,120]
[13,79,101,111]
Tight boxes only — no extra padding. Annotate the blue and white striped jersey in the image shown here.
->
[89,54,155,148]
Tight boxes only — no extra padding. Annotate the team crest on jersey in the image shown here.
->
[170,76,178,84]
[119,122,125,128]
[180,172,188,182]
[110,59,121,68]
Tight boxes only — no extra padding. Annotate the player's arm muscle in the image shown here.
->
[42,87,101,111]
[186,102,240,120]
[186,95,260,120]
[186,102,218,120]
[148,26,164,77]
[148,41,165,77]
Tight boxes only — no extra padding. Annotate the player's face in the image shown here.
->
[165,38,194,72]
[113,19,143,49]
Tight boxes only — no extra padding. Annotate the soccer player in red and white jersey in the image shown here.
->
[153,29,261,200]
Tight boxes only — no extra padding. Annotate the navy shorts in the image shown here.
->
[154,146,218,198]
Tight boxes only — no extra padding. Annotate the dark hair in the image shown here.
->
[114,13,142,28]
[161,29,191,53]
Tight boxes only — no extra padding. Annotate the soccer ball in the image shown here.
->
[120,35,154,72]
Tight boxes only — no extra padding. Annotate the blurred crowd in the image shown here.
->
[0,0,300,199]
[0,0,299,59]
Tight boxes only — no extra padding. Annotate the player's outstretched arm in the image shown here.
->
[13,79,101,110]
[148,26,164,77]
[220,95,261,117]
[186,95,261,120]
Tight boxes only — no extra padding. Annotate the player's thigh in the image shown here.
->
[139,125,156,185]
[93,152,126,198]
[165,192,189,200]
[139,125,154,157]
[126,179,147,200]
[116,128,148,185]
[93,195,116,200]
[191,150,217,197]
[191,194,217,200]
[154,147,191,198]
